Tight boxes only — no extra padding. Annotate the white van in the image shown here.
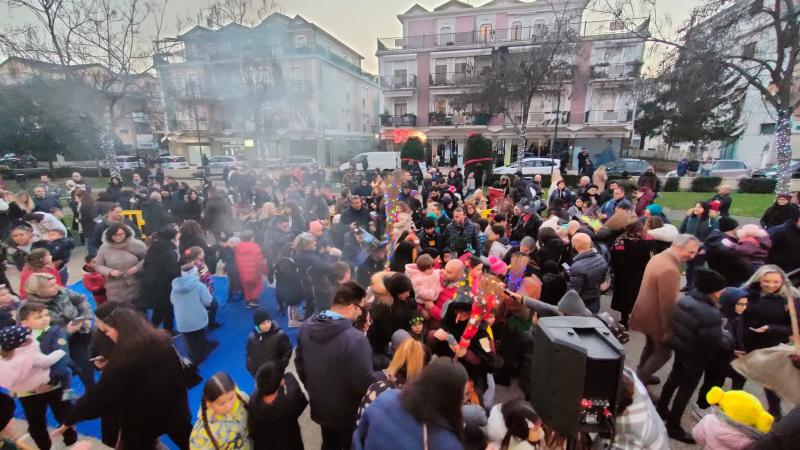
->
[340,152,400,171]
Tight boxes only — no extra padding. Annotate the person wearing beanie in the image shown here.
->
[486,255,509,277]
[368,273,415,369]
[692,387,773,449]
[408,312,426,341]
[247,361,307,450]
[246,307,293,378]
[760,193,800,229]
[657,268,733,443]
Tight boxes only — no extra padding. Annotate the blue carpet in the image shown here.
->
[14,276,295,449]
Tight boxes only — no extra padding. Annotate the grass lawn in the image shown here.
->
[656,192,775,218]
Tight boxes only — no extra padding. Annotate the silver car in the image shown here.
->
[708,159,751,179]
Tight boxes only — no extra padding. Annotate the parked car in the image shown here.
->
[667,159,752,179]
[112,155,142,170]
[283,155,318,169]
[157,155,189,169]
[0,153,37,168]
[339,152,400,172]
[603,158,651,177]
[752,159,800,179]
[493,158,561,177]
[208,155,243,174]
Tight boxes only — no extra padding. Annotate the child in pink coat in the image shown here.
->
[405,254,442,308]
[729,224,771,268]
[0,325,66,393]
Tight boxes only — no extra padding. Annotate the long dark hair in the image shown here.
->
[200,372,247,450]
[693,201,711,220]
[501,399,541,448]
[400,357,467,438]
[102,307,170,369]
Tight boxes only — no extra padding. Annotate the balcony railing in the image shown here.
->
[381,115,417,127]
[379,74,417,89]
[506,111,571,126]
[429,71,477,87]
[584,110,634,123]
[590,62,642,79]
[377,18,649,51]
[428,112,491,126]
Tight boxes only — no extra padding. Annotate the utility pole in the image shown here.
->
[550,70,565,175]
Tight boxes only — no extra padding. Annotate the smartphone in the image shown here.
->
[446,334,458,347]
[70,315,88,325]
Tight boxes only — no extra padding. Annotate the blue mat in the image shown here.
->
[14,276,296,448]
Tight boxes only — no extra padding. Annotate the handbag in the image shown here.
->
[174,345,203,388]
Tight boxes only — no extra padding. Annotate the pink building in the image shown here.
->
[376,0,648,168]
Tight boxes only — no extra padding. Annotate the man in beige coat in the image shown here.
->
[629,234,701,384]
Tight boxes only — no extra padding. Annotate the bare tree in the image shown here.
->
[187,0,281,29]
[453,5,579,164]
[592,0,800,193]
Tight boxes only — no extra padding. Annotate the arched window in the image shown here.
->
[295,35,307,49]
[510,21,523,40]
[533,19,546,36]
[439,26,454,45]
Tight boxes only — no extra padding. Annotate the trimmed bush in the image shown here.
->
[664,177,680,192]
[464,133,493,185]
[690,176,722,192]
[400,137,425,163]
[738,177,777,193]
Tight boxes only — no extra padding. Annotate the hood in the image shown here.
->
[369,271,393,304]
[304,312,354,342]
[647,223,679,243]
[172,267,200,294]
[26,289,62,306]
[720,287,749,317]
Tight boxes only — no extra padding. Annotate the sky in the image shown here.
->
[2,0,705,73]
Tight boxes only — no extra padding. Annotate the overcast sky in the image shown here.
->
[3,0,704,73]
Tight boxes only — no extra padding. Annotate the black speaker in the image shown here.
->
[527,316,625,438]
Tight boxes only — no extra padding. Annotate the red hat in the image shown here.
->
[709,200,721,211]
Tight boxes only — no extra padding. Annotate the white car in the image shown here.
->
[157,155,189,169]
[208,155,243,174]
[114,155,141,170]
[493,158,561,176]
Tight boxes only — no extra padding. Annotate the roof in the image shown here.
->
[0,56,105,72]
[401,4,429,15]
[433,0,474,11]
[177,25,212,39]
[259,13,365,60]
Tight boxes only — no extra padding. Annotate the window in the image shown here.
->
[173,74,185,91]
[394,102,407,116]
[393,68,407,87]
[434,97,447,113]
[295,35,307,48]
[533,19,546,36]
[510,21,523,40]
[134,122,151,134]
[439,26,454,45]
[760,123,776,134]
[479,23,493,42]
[605,47,623,60]
[742,42,756,59]
[434,64,447,85]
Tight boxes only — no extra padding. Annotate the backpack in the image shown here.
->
[275,256,303,306]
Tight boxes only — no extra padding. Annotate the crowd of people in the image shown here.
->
[0,160,798,450]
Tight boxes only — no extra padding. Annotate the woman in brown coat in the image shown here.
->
[629,234,701,384]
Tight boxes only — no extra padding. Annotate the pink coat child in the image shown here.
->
[405,255,442,307]
[728,224,771,267]
[0,325,66,394]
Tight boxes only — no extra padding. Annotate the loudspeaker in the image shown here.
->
[527,316,625,438]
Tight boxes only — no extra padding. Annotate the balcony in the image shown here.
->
[590,62,642,80]
[381,114,417,127]
[377,18,650,52]
[379,74,417,89]
[429,71,476,87]
[506,111,571,126]
[584,110,634,123]
[428,112,491,127]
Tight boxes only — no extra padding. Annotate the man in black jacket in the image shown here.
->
[656,268,732,444]
[246,308,292,377]
[705,217,753,286]
[567,233,608,314]
[295,282,378,450]
[767,216,800,280]
[445,207,481,256]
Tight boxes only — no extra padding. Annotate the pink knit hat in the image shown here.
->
[487,256,508,276]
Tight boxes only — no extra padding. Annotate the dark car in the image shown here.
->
[752,159,800,179]
[603,158,651,176]
[0,153,37,168]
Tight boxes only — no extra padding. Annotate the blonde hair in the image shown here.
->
[737,224,766,240]
[386,338,425,384]
[24,273,57,298]
[744,264,794,299]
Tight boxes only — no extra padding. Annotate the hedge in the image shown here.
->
[738,177,777,193]
[2,166,111,179]
[664,177,680,192]
[690,176,722,192]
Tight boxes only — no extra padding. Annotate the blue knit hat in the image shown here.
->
[646,204,663,216]
[0,325,31,351]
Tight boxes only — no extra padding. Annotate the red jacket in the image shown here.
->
[82,271,108,305]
